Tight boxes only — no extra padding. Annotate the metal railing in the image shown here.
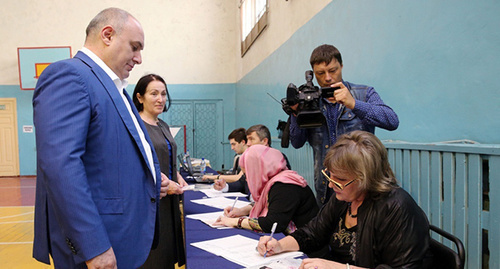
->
[278,139,500,268]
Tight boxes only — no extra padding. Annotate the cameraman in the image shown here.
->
[289,44,399,206]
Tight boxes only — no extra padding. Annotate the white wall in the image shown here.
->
[0,0,239,84]
[0,0,330,85]
[236,0,331,81]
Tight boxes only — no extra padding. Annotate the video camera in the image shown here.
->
[281,70,339,129]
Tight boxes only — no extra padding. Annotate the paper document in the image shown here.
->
[182,185,195,191]
[191,234,303,268]
[199,188,248,198]
[244,257,303,269]
[186,211,231,229]
[194,183,213,190]
[190,196,251,209]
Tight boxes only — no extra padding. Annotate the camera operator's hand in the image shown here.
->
[290,104,299,116]
[329,82,355,109]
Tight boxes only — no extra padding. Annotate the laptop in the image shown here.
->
[178,153,205,182]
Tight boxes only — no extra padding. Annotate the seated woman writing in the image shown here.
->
[257,131,431,269]
[214,144,318,234]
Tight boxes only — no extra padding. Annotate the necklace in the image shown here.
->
[348,202,357,218]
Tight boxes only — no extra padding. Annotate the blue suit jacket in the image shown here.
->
[32,51,162,268]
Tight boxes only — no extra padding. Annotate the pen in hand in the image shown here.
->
[229,197,238,214]
[263,222,277,258]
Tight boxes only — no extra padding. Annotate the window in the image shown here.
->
[240,0,268,56]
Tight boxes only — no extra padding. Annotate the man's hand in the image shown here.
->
[202,174,217,181]
[329,82,355,109]
[167,181,184,195]
[86,247,117,269]
[160,173,170,198]
[213,178,226,191]
[177,173,189,188]
[285,103,300,117]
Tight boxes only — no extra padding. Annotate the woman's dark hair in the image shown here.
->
[132,74,171,112]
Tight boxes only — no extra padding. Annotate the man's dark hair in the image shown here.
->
[246,124,271,146]
[228,128,247,143]
[310,44,343,68]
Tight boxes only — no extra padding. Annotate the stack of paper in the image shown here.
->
[199,188,248,198]
[244,257,303,269]
[191,234,303,268]
[186,211,230,229]
[190,196,251,210]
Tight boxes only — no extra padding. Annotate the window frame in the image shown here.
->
[239,0,268,57]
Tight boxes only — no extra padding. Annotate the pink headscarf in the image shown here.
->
[239,144,307,218]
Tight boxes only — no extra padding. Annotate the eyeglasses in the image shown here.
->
[321,168,357,190]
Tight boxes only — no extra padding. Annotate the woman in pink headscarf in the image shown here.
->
[214,144,318,234]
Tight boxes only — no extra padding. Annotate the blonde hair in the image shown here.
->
[324,131,398,196]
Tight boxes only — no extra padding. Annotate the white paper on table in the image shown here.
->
[194,183,213,190]
[191,234,303,268]
[190,196,251,209]
[199,188,248,198]
[185,211,231,229]
[244,257,303,269]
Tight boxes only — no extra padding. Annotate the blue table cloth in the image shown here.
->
[184,190,284,268]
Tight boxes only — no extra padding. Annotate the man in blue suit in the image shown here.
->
[32,8,168,268]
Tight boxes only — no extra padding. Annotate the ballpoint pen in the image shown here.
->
[263,222,277,258]
[230,197,238,213]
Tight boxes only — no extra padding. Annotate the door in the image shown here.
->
[0,98,20,176]
[160,100,223,170]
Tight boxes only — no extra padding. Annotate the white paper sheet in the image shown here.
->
[191,234,303,268]
[199,188,248,198]
[182,185,196,191]
[190,196,251,209]
[185,211,231,229]
[244,257,303,269]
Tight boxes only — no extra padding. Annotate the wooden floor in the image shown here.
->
[0,176,53,268]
